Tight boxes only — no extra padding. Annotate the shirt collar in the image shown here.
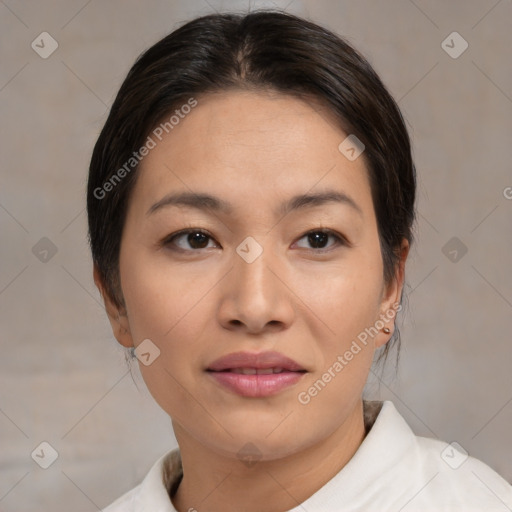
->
[135,400,413,511]
[287,400,416,510]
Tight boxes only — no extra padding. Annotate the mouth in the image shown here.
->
[210,367,306,375]
[206,351,307,397]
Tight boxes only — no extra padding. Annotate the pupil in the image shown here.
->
[189,232,208,249]
[308,232,328,248]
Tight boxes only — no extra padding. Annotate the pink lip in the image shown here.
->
[206,351,307,398]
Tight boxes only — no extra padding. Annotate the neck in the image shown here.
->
[171,400,366,512]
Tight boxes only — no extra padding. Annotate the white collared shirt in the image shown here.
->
[102,401,512,511]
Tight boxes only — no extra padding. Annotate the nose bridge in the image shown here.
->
[217,239,293,332]
[234,241,275,305]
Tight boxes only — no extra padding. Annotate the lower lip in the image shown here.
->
[207,370,306,397]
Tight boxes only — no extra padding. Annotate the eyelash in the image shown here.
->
[161,228,348,253]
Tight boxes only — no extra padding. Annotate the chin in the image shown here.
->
[192,423,313,463]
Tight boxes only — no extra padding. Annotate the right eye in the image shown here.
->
[163,229,219,252]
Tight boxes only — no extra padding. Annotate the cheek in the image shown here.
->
[119,250,212,418]
[292,259,382,420]
[119,247,220,391]
[290,250,384,341]
[120,247,216,341]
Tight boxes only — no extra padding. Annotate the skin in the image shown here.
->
[95,89,409,512]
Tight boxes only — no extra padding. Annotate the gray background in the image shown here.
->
[1,0,511,510]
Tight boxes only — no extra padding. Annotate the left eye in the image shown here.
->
[294,230,345,251]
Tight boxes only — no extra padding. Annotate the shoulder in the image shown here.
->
[376,401,512,510]
[101,448,182,511]
[102,485,140,512]
[410,435,512,510]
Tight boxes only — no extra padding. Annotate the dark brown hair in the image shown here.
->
[87,10,416,363]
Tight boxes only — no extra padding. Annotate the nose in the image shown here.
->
[217,246,295,334]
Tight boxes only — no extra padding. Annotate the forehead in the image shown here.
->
[132,90,373,217]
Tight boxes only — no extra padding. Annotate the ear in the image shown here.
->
[93,264,134,348]
[375,239,410,348]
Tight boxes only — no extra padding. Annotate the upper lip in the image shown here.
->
[206,351,306,372]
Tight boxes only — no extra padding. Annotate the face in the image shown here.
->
[99,90,407,461]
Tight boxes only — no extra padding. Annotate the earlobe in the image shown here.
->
[93,265,134,348]
[376,239,410,348]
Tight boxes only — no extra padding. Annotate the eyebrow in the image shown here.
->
[147,190,363,218]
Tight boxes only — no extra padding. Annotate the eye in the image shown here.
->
[162,228,346,253]
[162,229,219,251]
[294,229,346,251]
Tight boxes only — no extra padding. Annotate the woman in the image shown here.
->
[87,10,512,511]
